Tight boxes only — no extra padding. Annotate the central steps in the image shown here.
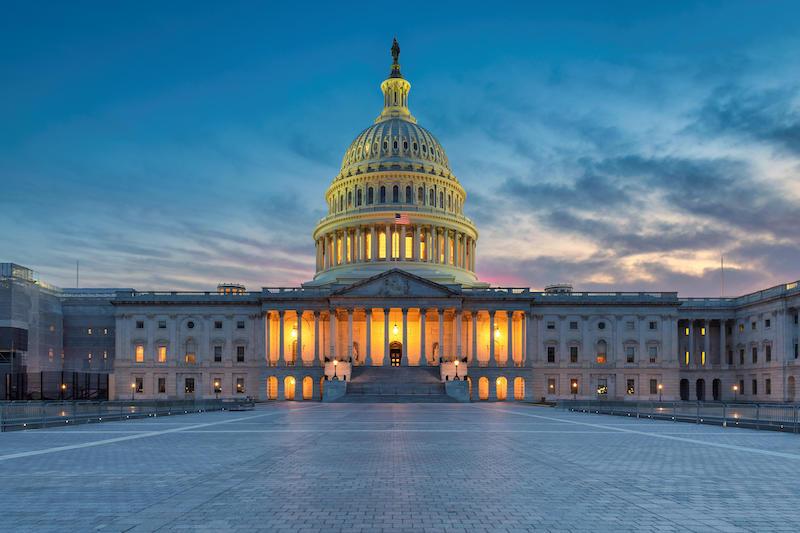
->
[335,366,455,403]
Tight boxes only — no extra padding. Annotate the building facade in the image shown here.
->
[3,43,800,402]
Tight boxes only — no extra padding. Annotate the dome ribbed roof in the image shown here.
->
[338,118,451,179]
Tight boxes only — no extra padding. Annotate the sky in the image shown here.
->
[1,1,799,296]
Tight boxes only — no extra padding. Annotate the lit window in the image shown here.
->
[236,378,245,394]
[213,379,222,394]
[87,328,93,335]
[685,327,690,336]
[88,352,92,362]
[547,378,556,394]
[135,377,143,393]
[185,353,196,364]
[158,346,167,363]
[700,327,706,336]
[597,379,608,395]
[701,351,706,365]
[135,345,144,363]
[738,323,744,332]
[626,379,635,395]
[684,351,690,365]
[185,378,195,394]
[103,350,107,360]
[158,378,166,394]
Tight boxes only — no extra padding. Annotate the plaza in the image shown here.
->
[2,403,800,532]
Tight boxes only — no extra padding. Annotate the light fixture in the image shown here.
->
[494,327,500,340]
[393,323,399,336]
[291,327,297,339]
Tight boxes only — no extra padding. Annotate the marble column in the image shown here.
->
[370,226,377,262]
[329,310,337,361]
[313,311,320,366]
[419,309,427,366]
[278,310,285,366]
[347,309,354,363]
[438,309,445,363]
[265,311,272,365]
[296,310,303,366]
[365,309,373,366]
[471,311,478,364]
[521,312,528,367]
[400,226,407,261]
[413,226,420,261]
[383,309,390,366]
[456,310,463,360]
[386,224,391,260]
[402,308,409,366]
[703,319,710,366]
[489,310,496,367]
[720,319,727,367]
[687,320,694,366]
[507,311,513,367]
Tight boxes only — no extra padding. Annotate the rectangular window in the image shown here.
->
[625,346,635,363]
[596,353,607,364]
[740,349,744,365]
[136,320,144,329]
[597,378,608,395]
[103,350,107,360]
[795,343,799,359]
[739,379,744,394]
[158,377,166,394]
[752,347,758,364]
[701,350,706,365]
[158,320,166,329]
[649,321,657,330]
[738,323,744,333]
[236,345,245,363]
[546,321,555,330]
[765,319,771,328]
[685,327,690,336]
[766,345,771,362]
[648,346,658,363]
[237,320,245,329]
[726,325,732,335]
[570,378,579,395]
[157,346,167,363]
[569,321,578,330]
[87,328,93,335]
[569,346,578,363]
[185,378,195,394]
[700,326,706,336]
[185,353,196,364]
[626,379,635,395]
[766,378,772,395]
[626,321,634,330]
[752,379,758,396]
[88,352,92,363]
[727,350,733,365]
[685,351,690,366]
[215,320,223,329]
[236,378,245,394]
[547,378,556,394]
[751,321,757,331]
[214,345,222,362]
[649,379,658,395]
[135,344,144,363]
[135,377,143,393]
[547,346,556,363]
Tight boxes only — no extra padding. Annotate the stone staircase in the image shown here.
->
[335,366,456,403]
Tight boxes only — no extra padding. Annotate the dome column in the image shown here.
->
[412,225,420,261]
[419,309,427,365]
[370,226,377,262]
[400,225,407,261]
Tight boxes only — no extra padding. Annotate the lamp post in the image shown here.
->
[454,359,459,380]
[214,380,220,400]
[60,383,66,401]
[333,359,338,380]
[658,383,663,402]
[732,384,738,401]
[130,382,136,401]
[571,381,577,400]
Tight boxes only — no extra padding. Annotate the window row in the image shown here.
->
[133,343,247,364]
[134,319,247,330]
[546,320,660,331]
[545,343,659,364]
[329,184,463,215]
[131,376,247,395]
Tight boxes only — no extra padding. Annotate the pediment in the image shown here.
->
[332,269,459,298]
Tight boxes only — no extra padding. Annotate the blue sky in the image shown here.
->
[2,1,799,295]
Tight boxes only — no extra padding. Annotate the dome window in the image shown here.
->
[429,189,435,205]
[392,185,399,203]
[347,191,352,207]
[417,187,424,204]
[393,140,398,150]
[413,142,418,151]
[439,192,444,208]
[356,189,363,206]
[365,144,369,155]
[383,140,388,151]
[367,187,374,205]
[422,144,427,154]
[373,142,378,153]
[380,186,386,203]
[405,186,412,203]
[403,140,408,151]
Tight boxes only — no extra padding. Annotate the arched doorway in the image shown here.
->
[696,379,705,401]
[267,376,278,400]
[389,341,402,367]
[319,377,325,400]
[712,379,721,401]
[302,376,313,400]
[284,376,295,400]
[680,379,689,401]
[788,376,796,402]
[478,377,489,400]
[496,377,508,401]
[514,377,525,400]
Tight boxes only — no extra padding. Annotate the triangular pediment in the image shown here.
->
[332,269,460,298]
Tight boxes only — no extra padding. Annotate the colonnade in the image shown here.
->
[265,308,527,368]
[315,224,476,273]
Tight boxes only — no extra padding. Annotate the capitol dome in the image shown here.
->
[307,40,484,288]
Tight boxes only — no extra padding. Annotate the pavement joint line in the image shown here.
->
[0,404,323,462]
[476,404,800,460]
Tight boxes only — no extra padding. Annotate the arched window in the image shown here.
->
[367,187,374,205]
[356,189,362,206]
[380,186,386,203]
[403,140,408,151]
[392,185,399,203]
[429,189,435,205]
[405,186,412,203]
[514,377,525,400]
[596,340,607,364]
[347,191,352,207]
[448,194,452,211]
[284,376,295,401]
[496,377,508,401]
[696,379,705,401]
[339,195,343,212]
[417,187,424,204]
[302,376,313,400]
[267,376,278,400]
[439,192,444,208]
[478,377,489,401]
[393,140,398,150]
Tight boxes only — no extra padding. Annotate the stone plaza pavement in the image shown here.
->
[1,403,800,532]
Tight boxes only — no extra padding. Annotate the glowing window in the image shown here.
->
[685,351,690,365]
[700,327,706,336]
[685,327,690,336]
[701,351,706,365]
[135,345,144,363]
[158,346,167,363]
[391,230,400,259]
[478,377,489,400]
[514,377,525,400]
[419,233,426,260]
[496,377,508,401]
[185,353,196,364]
[284,376,296,400]
[365,232,372,260]
[404,234,413,259]
[302,376,313,400]
[267,376,278,400]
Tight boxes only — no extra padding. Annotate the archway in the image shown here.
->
[267,376,278,400]
[514,377,525,401]
[478,377,489,401]
[712,379,721,401]
[302,376,313,400]
[496,377,508,401]
[319,377,325,400]
[389,341,402,367]
[788,376,796,402]
[680,379,689,401]
[696,378,705,401]
[284,376,295,400]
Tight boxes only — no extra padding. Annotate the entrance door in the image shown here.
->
[389,341,402,366]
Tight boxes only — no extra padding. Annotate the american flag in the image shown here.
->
[394,212,410,225]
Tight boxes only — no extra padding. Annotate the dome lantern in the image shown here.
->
[376,39,416,124]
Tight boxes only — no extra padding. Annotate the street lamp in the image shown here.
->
[454,359,459,380]
[658,383,663,402]
[214,380,220,400]
[571,381,578,400]
[333,359,339,380]
[732,384,738,401]
[130,382,136,401]
[60,383,67,401]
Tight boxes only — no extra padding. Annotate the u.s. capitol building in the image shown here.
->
[3,42,799,403]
